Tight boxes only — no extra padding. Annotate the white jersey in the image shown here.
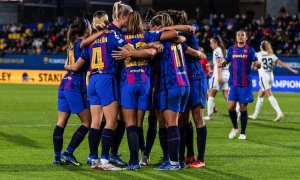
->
[256,51,278,90]
[212,47,229,79]
[211,47,229,90]
[256,51,278,74]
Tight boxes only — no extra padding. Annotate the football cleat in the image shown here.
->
[155,161,180,171]
[97,159,123,171]
[228,128,238,139]
[179,160,188,169]
[91,159,100,169]
[108,153,128,167]
[189,160,205,168]
[204,115,213,121]
[53,155,67,165]
[238,134,246,140]
[126,164,141,170]
[63,152,81,166]
[274,113,284,121]
[155,157,169,168]
[140,154,150,166]
[248,114,257,120]
[184,156,196,165]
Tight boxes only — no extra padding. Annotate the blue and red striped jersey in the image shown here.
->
[226,45,258,87]
[158,42,190,91]
[121,31,161,85]
[59,39,89,93]
[80,32,126,75]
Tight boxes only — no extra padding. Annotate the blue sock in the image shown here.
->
[53,125,64,156]
[167,126,180,162]
[111,120,125,155]
[101,128,114,159]
[196,126,207,162]
[179,127,186,161]
[240,111,248,134]
[229,110,238,129]
[137,127,145,152]
[66,125,89,154]
[144,115,157,157]
[88,128,101,158]
[159,128,168,159]
[126,126,139,165]
[185,121,194,157]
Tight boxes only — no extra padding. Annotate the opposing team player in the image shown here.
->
[221,30,261,140]
[205,35,229,120]
[53,19,91,166]
[249,40,298,121]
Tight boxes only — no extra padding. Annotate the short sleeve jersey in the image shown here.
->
[59,39,89,93]
[226,45,258,87]
[80,32,126,75]
[158,41,190,91]
[121,31,161,85]
[256,51,278,73]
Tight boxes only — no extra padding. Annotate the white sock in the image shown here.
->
[207,97,215,116]
[268,96,282,115]
[254,97,264,116]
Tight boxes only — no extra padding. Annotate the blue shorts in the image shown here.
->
[187,78,207,108]
[58,90,89,114]
[159,86,190,113]
[121,83,150,111]
[88,74,118,106]
[228,86,254,104]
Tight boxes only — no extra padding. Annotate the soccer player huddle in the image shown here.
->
[52,1,299,171]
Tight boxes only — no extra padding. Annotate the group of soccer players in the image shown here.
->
[52,1,299,171]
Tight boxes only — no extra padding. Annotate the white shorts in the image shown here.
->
[259,72,274,90]
[210,76,229,91]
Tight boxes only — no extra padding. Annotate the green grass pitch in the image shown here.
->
[0,84,299,179]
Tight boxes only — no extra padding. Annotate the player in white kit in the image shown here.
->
[249,40,299,121]
[205,35,229,120]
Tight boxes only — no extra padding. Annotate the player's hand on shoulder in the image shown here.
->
[149,42,164,53]
[111,47,130,60]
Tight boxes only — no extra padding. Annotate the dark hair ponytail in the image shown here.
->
[212,35,227,57]
[67,18,90,46]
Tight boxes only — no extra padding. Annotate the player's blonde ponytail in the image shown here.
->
[112,1,133,21]
[92,11,109,31]
[261,40,274,55]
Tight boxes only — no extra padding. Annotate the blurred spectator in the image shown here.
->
[0,9,299,56]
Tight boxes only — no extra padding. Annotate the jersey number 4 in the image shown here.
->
[91,47,104,70]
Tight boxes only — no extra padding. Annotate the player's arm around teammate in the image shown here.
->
[65,11,127,171]
[53,19,92,166]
